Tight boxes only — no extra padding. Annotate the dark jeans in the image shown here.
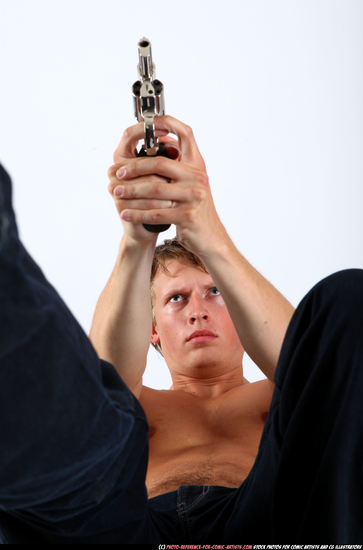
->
[1,163,362,543]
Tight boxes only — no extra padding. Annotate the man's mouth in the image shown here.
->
[186,330,217,343]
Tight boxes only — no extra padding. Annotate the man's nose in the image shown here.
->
[189,312,209,323]
[188,296,209,324]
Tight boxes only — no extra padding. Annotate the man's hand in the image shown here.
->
[108,123,171,244]
[109,115,228,256]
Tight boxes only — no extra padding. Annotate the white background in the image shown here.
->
[0,0,362,389]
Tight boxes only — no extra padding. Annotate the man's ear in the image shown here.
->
[151,324,160,345]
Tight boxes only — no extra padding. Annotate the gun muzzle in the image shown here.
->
[137,38,154,80]
[132,37,165,156]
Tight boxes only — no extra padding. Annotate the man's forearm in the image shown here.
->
[197,234,295,381]
[89,235,155,394]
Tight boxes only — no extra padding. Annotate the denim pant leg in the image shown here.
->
[271,268,363,542]
[0,165,155,543]
[223,269,363,543]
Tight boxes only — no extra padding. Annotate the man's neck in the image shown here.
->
[169,366,248,399]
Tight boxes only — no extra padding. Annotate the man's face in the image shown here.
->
[151,259,244,378]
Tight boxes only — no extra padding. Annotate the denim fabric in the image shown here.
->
[148,485,239,542]
[1,163,363,543]
[0,164,153,543]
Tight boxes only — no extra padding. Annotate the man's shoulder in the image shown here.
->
[139,385,164,396]
[247,378,275,392]
[240,378,275,401]
[139,384,170,400]
[138,385,177,410]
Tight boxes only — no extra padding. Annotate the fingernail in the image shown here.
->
[114,186,125,197]
[116,168,127,179]
[122,211,131,221]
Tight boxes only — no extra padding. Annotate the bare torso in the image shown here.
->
[139,379,274,499]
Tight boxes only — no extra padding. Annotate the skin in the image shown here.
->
[90,115,294,498]
[140,378,273,498]
[142,258,274,498]
[151,259,248,396]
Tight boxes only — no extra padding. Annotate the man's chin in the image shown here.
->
[182,354,223,372]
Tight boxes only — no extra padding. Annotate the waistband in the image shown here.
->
[149,484,237,510]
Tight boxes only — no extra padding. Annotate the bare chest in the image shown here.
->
[144,390,266,449]
[139,381,273,498]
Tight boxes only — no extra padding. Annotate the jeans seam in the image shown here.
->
[176,487,212,542]
[176,501,190,541]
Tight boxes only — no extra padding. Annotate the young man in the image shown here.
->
[128,239,277,499]
[90,116,363,542]
[0,116,362,543]
[90,115,295,501]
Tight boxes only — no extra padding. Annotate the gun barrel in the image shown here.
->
[138,37,154,80]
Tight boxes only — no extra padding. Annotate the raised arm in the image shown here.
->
[113,116,295,382]
[89,235,155,397]
[195,240,295,382]
[89,125,173,397]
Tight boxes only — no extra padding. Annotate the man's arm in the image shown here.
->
[196,239,295,382]
[89,124,174,397]
[114,115,294,382]
[89,235,155,397]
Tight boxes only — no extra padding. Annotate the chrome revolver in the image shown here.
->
[132,37,170,233]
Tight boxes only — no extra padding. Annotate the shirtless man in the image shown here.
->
[88,116,363,543]
[90,115,295,497]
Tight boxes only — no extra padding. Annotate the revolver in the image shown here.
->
[132,37,170,233]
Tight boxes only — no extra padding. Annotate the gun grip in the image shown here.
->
[137,142,172,233]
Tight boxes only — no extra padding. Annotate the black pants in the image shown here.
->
[1,163,362,543]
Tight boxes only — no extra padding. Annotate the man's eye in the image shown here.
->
[210,287,220,296]
[169,294,183,303]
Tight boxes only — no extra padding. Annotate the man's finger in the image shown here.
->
[108,167,168,196]
[114,123,169,161]
[158,136,181,160]
[114,198,174,210]
[116,155,194,183]
[113,180,190,202]
[155,115,205,166]
[121,206,184,225]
